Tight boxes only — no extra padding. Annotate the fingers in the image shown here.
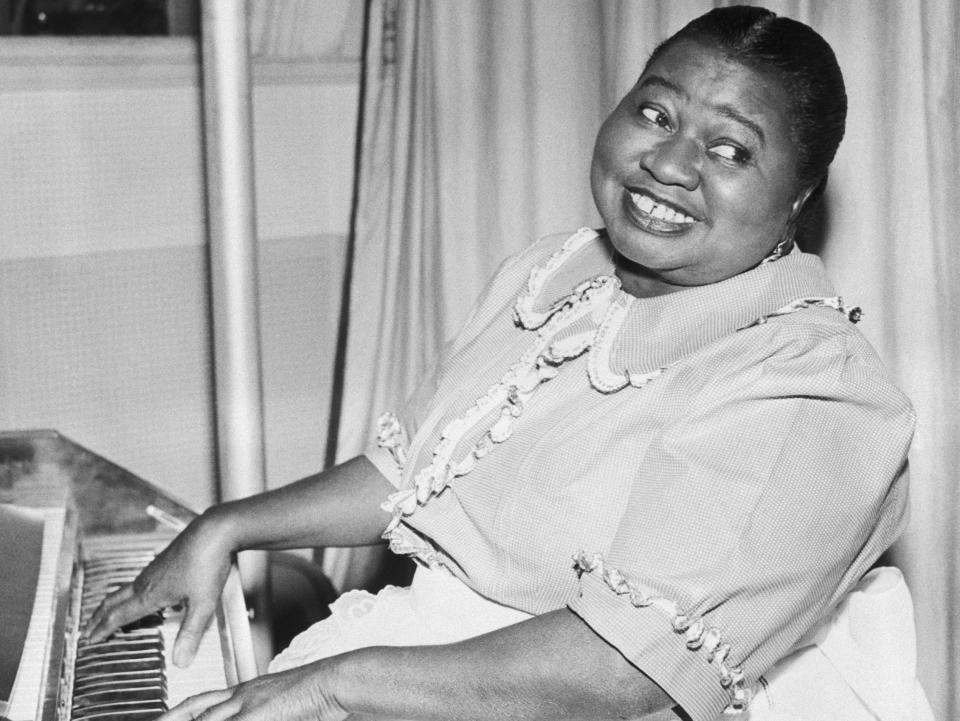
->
[83,583,156,643]
[172,599,218,668]
[158,689,236,721]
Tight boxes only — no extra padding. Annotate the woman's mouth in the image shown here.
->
[622,189,698,235]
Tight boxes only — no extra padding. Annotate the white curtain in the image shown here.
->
[330,1,959,718]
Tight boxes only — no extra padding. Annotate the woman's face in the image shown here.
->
[591,40,809,296]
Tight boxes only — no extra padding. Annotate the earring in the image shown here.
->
[761,226,795,265]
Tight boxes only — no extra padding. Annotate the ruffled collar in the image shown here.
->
[513,228,841,392]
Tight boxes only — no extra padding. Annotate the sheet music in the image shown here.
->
[0,506,66,721]
[0,505,45,704]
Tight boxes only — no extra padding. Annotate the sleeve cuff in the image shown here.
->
[363,444,403,489]
[568,569,738,721]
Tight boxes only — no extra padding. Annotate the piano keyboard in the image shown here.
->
[0,431,258,721]
[67,533,234,721]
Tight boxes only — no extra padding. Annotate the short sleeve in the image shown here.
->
[567,325,915,720]
[361,361,441,490]
[363,444,405,489]
[362,238,548,486]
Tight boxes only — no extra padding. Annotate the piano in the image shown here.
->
[0,430,258,721]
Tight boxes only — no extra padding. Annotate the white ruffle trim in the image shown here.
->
[376,231,863,568]
[376,411,407,473]
[513,227,600,330]
[379,272,618,562]
[747,296,862,327]
[513,227,666,393]
[586,292,668,392]
[573,551,752,715]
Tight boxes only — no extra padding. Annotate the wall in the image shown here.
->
[0,23,360,509]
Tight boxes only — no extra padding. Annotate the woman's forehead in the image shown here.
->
[636,40,793,138]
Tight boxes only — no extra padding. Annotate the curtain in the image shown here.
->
[324,0,609,589]
[329,1,959,718]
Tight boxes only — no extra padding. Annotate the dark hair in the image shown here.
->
[646,5,846,204]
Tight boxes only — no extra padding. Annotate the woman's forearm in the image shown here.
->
[207,455,396,553]
[85,456,395,651]
[334,608,676,721]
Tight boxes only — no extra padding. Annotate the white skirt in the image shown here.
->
[268,566,934,721]
[268,564,531,672]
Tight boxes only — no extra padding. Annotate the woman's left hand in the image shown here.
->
[157,661,349,721]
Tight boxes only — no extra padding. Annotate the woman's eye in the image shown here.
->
[639,106,671,130]
[710,142,751,164]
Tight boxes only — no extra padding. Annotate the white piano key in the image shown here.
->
[161,608,231,708]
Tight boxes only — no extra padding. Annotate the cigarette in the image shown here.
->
[145,504,188,532]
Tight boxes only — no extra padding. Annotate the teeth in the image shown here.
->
[630,192,695,224]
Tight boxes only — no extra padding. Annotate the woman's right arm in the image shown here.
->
[203,455,398,551]
[84,455,395,665]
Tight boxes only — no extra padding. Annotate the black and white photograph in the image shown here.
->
[0,1,956,720]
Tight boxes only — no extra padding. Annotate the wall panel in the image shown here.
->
[0,46,358,508]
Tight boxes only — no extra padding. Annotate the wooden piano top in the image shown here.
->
[0,429,197,536]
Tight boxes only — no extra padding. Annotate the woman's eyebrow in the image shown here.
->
[638,74,768,148]
[711,103,767,148]
[638,75,686,98]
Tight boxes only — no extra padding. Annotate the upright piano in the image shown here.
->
[0,430,258,721]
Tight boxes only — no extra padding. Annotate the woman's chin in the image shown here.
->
[607,244,691,297]
[606,223,693,273]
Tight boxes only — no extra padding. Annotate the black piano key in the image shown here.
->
[78,634,164,648]
[73,682,166,700]
[75,644,164,659]
[122,612,165,629]
[73,687,165,710]
[73,656,164,675]
[76,643,164,660]
[75,653,165,670]
[77,612,165,634]
[71,701,167,721]
[73,671,166,694]
[77,638,164,655]
[73,713,166,721]
[77,630,162,649]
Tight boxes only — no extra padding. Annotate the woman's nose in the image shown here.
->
[641,135,701,190]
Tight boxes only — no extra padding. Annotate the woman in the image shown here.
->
[86,7,919,721]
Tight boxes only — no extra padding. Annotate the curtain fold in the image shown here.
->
[330,2,957,717]
[329,0,610,479]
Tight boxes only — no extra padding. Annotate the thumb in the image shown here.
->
[173,599,216,668]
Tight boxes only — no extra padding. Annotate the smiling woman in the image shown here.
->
[592,39,807,294]
[82,6,931,721]
[591,6,846,297]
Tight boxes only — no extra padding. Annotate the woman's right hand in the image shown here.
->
[83,509,236,668]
